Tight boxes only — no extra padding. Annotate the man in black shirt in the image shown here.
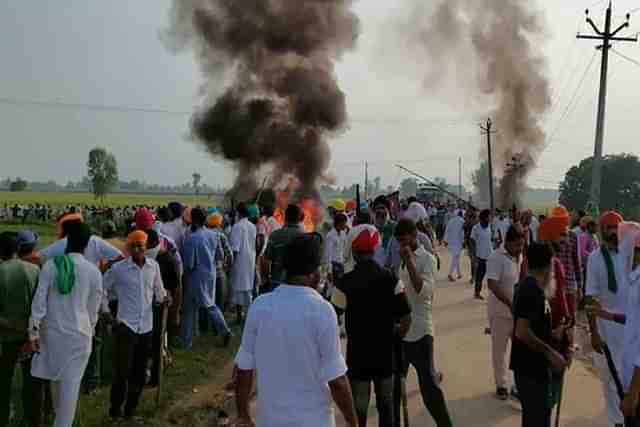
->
[338,225,412,427]
[264,205,304,289]
[510,242,568,427]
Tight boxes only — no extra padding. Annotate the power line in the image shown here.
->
[545,51,598,150]
[0,96,192,116]
[611,47,640,67]
[0,95,482,127]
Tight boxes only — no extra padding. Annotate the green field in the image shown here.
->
[0,223,58,246]
[0,191,222,208]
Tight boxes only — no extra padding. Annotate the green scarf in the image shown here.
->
[54,256,75,295]
[600,246,618,294]
[380,221,395,249]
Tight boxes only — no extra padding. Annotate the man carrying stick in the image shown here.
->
[586,211,628,427]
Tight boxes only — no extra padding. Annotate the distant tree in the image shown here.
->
[87,147,118,202]
[192,173,202,195]
[560,154,640,218]
[399,178,418,199]
[9,178,28,192]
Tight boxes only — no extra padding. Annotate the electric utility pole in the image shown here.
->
[480,118,497,214]
[364,161,369,200]
[577,2,637,212]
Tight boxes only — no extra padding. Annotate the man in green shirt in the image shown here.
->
[263,204,304,291]
[0,231,41,426]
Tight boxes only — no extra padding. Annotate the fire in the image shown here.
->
[272,203,317,232]
[274,208,285,226]
[270,178,323,233]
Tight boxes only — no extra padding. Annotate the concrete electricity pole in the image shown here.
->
[577,2,637,212]
[364,161,369,200]
[480,118,497,213]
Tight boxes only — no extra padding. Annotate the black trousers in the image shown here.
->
[475,258,487,296]
[110,324,152,416]
[349,374,394,427]
[0,341,44,427]
[514,373,551,427]
[393,335,452,427]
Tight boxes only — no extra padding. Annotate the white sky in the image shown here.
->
[1,0,639,191]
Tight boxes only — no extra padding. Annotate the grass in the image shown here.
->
[0,222,58,246]
[0,192,221,208]
[9,331,241,427]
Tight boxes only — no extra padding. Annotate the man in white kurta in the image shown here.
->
[234,234,358,427]
[443,211,465,281]
[586,211,628,426]
[29,224,103,427]
[230,204,257,323]
[622,260,640,422]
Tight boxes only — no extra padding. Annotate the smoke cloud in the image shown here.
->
[405,0,550,208]
[163,0,360,201]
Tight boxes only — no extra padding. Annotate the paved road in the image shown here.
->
[238,247,610,426]
[334,247,609,427]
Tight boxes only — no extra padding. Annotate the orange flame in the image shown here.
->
[270,178,323,233]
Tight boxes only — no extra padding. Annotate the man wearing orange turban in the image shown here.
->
[586,210,627,425]
[537,215,574,386]
[56,212,83,239]
[104,229,168,419]
[206,213,234,312]
[548,207,581,319]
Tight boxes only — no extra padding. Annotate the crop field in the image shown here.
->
[0,191,223,208]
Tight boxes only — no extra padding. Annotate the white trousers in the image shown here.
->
[489,315,513,389]
[51,378,82,427]
[448,250,461,276]
[593,352,624,424]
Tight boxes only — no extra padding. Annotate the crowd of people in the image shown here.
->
[2,193,640,427]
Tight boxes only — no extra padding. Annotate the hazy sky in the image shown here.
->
[2,0,639,191]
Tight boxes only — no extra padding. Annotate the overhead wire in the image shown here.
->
[544,51,598,151]
[0,95,484,128]
[544,8,593,128]
[611,47,640,68]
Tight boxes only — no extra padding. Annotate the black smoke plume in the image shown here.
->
[164,0,360,200]
[405,0,551,208]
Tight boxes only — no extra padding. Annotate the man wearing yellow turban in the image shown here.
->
[586,210,627,425]
[206,213,234,312]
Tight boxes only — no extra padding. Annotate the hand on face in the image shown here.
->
[603,225,619,246]
[399,244,413,261]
